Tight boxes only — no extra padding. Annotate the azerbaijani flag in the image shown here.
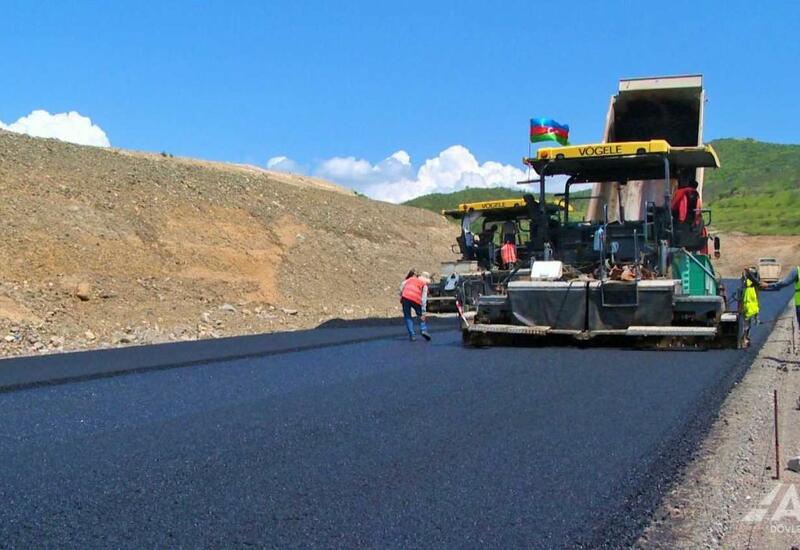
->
[530,118,569,146]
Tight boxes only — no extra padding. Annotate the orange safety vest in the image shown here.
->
[401,276,426,305]
[500,242,518,265]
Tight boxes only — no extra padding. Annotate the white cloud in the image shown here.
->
[318,156,375,180]
[286,145,527,203]
[267,155,289,168]
[316,149,414,188]
[337,147,574,202]
[0,110,110,147]
[388,150,410,165]
[267,155,306,174]
[413,145,527,199]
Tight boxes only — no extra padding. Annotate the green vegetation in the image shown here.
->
[403,186,591,216]
[705,139,800,235]
[403,139,800,235]
[403,187,525,213]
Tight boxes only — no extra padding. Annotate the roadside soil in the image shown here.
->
[638,303,800,548]
[713,233,800,279]
[0,130,458,356]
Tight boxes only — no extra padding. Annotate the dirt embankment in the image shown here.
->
[0,130,458,356]
[713,233,800,278]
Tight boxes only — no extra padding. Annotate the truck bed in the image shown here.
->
[588,75,705,223]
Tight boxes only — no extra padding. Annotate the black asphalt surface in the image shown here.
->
[0,285,792,548]
[0,319,453,391]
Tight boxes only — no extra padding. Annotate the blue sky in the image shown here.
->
[1,0,798,201]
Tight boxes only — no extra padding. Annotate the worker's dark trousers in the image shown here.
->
[401,297,427,337]
[744,316,755,340]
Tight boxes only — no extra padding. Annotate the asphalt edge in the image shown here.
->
[637,299,799,547]
[588,295,793,548]
[0,318,456,393]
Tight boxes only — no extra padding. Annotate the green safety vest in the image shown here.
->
[743,278,760,319]
[795,266,800,306]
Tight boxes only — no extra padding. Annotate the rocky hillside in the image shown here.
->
[0,130,457,356]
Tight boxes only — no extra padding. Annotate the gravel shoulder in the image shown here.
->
[638,299,800,548]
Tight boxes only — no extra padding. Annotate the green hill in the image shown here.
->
[403,186,591,213]
[403,139,800,235]
[705,139,800,235]
[403,187,524,213]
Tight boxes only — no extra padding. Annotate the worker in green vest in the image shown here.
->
[762,266,800,326]
[742,268,761,347]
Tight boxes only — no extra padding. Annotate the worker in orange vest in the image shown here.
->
[400,271,432,341]
[500,238,518,269]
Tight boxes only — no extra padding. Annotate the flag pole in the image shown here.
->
[527,139,532,181]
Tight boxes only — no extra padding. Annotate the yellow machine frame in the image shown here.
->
[524,139,719,172]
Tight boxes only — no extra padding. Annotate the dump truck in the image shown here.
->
[460,75,745,349]
[426,197,568,312]
[588,75,707,223]
[757,257,782,284]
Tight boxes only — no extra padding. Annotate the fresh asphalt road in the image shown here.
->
[0,286,792,548]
